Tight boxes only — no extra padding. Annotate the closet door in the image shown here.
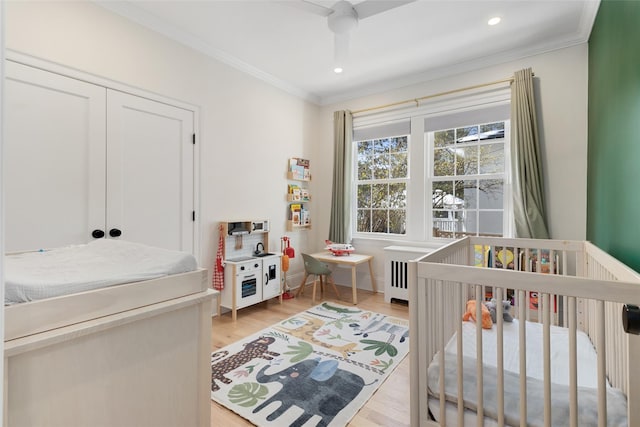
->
[4,62,106,252]
[106,90,195,253]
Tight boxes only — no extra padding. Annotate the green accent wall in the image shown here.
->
[588,0,640,271]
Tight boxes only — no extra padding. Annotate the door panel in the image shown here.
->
[4,62,106,252]
[106,90,194,253]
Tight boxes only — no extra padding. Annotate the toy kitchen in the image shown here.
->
[220,220,282,320]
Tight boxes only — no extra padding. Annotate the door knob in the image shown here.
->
[109,228,122,237]
[92,229,105,239]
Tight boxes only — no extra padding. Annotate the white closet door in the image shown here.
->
[4,62,106,252]
[106,90,194,253]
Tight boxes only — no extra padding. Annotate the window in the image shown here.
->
[429,121,508,238]
[355,135,409,234]
[352,94,511,241]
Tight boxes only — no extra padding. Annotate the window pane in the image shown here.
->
[357,184,371,208]
[432,182,454,208]
[478,179,503,209]
[389,209,406,234]
[373,153,389,179]
[357,209,371,232]
[357,140,372,155]
[458,180,478,209]
[357,141,372,180]
[480,122,505,139]
[463,210,478,235]
[389,152,408,178]
[479,143,504,174]
[372,210,388,233]
[371,184,388,208]
[479,211,503,235]
[389,183,407,209]
[434,129,454,147]
[374,139,389,154]
[456,125,478,143]
[457,146,478,175]
[389,136,408,153]
[434,148,455,176]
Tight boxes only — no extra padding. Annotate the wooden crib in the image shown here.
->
[408,237,640,427]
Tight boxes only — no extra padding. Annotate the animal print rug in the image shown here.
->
[211,302,409,427]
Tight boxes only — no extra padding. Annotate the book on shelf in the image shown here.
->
[289,157,310,180]
[290,203,302,225]
[288,184,301,200]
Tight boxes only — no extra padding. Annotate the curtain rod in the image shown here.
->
[351,74,528,116]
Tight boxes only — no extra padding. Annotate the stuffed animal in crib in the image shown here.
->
[462,300,493,329]
[485,299,514,323]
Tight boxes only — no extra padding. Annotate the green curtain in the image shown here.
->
[511,68,549,238]
[328,110,353,243]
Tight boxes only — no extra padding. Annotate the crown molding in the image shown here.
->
[94,1,320,105]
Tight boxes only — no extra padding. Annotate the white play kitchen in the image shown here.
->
[219,220,282,320]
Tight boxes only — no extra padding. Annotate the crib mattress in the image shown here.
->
[5,239,198,304]
[448,319,600,388]
[427,320,628,427]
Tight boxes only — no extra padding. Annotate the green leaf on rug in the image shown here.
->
[228,382,269,407]
[360,339,399,357]
[284,340,314,363]
[371,358,394,372]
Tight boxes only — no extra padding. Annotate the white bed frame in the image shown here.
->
[409,237,640,427]
[4,268,214,427]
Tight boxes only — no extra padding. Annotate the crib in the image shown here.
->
[408,237,640,427]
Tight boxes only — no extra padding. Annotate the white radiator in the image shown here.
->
[384,246,433,303]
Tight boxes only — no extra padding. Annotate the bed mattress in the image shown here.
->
[5,239,198,304]
[427,320,628,427]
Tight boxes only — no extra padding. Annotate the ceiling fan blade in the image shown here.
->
[354,0,416,19]
[279,0,334,17]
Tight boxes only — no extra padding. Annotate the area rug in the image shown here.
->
[211,302,410,427]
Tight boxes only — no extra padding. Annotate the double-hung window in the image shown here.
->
[353,120,410,235]
[428,120,510,239]
[352,97,512,242]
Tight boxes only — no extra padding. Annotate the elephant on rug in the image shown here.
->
[252,357,369,426]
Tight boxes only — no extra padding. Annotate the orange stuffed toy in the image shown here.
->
[462,300,493,329]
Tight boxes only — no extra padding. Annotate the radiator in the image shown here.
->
[383,246,433,303]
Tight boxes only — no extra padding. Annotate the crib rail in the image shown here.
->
[409,237,640,427]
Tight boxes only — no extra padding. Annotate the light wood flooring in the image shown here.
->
[210,284,410,427]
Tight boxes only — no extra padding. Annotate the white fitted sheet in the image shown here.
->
[5,239,197,304]
[427,319,625,427]
[447,319,600,388]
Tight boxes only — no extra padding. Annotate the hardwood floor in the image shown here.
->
[210,285,410,427]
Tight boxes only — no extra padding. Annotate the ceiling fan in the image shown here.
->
[288,0,417,73]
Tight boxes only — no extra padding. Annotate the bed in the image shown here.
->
[408,237,640,427]
[4,239,215,427]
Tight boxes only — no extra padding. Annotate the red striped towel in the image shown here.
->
[213,224,225,291]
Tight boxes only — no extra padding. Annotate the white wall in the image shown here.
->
[317,44,589,289]
[5,1,322,284]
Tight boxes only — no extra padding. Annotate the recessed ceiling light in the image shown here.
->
[488,16,501,26]
[334,67,344,74]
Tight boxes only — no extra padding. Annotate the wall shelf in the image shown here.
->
[287,221,311,232]
[287,158,311,230]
